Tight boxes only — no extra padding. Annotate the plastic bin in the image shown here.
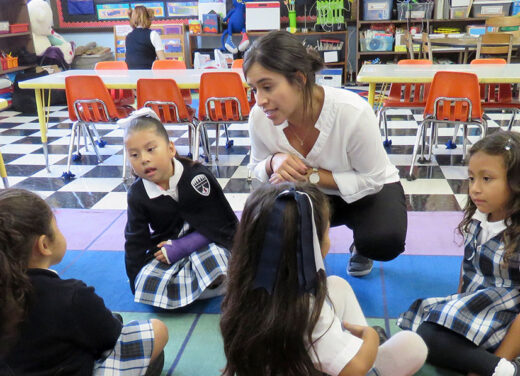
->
[472,0,512,17]
[363,0,393,20]
[511,0,520,14]
[397,2,434,19]
[9,23,28,33]
[360,36,394,51]
[316,69,343,88]
[450,5,469,17]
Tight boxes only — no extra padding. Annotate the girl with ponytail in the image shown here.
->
[0,189,168,376]
[244,30,406,279]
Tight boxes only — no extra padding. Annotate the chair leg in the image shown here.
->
[224,124,233,149]
[462,124,468,162]
[63,121,81,179]
[428,122,436,161]
[215,124,220,161]
[418,122,430,164]
[122,149,128,180]
[0,151,8,188]
[380,108,391,147]
[408,121,427,180]
[90,124,106,148]
[83,127,88,152]
[507,109,518,131]
[85,125,103,164]
[188,127,193,158]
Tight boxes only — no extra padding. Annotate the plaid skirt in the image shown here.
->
[397,286,520,351]
[93,320,154,376]
[134,242,230,309]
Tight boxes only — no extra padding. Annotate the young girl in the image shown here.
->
[220,182,427,376]
[398,131,520,376]
[125,6,166,69]
[244,30,406,278]
[123,108,238,309]
[0,188,168,376]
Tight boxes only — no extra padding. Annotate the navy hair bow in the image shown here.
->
[253,189,325,295]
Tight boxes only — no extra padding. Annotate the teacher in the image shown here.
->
[245,31,407,277]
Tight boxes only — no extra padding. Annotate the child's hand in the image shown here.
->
[154,241,168,263]
[343,322,369,339]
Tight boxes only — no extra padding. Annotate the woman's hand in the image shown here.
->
[269,153,308,183]
[154,241,168,263]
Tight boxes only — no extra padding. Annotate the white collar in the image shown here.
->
[142,158,184,199]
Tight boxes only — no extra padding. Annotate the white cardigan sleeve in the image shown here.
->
[247,107,272,183]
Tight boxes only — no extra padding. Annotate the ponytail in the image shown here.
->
[0,189,54,354]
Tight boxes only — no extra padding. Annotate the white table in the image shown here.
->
[356,63,520,107]
[18,68,245,171]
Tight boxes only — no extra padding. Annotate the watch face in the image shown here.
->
[309,172,319,184]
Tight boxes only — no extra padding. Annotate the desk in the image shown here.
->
[357,63,520,107]
[18,68,245,171]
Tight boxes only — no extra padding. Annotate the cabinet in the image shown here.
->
[0,0,35,74]
[354,0,487,75]
[188,30,349,83]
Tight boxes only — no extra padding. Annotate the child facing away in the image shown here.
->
[0,189,168,376]
[125,6,166,69]
[220,182,428,376]
[123,108,238,309]
[398,131,520,376]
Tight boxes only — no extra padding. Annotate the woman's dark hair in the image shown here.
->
[124,115,169,143]
[0,189,55,354]
[220,182,330,376]
[458,130,520,260]
[243,30,324,120]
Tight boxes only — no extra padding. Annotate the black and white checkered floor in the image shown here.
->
[0,95,518,211]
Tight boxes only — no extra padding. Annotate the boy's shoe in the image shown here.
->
[144,351,164,376]
[347,243,373,277]
[112,312,123,323]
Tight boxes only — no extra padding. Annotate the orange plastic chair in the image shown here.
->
[137,78,197,158]
[64,75,133,180]
[195,71,250,161]
[408,71,487,180]
[0,151,8,188]
[151,59,192,105]
[379,59,432,147]
[471,58,518,131]
[231,59,243,68]
[94,61,135,108]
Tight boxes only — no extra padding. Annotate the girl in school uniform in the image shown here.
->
[123,108,238,309]
[220,182,427,376]
[125,6,166,69]
[0,188,168,376]
[398,131,520,376]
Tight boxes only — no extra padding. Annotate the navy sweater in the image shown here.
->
[125,28,157,69]
[3,269,122,376]
[125,158,238,293]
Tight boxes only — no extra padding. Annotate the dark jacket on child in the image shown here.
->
[125,28,157,69]
[3,268,122,376]
[125,158,238,293]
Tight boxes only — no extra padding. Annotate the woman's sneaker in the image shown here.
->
[347,244,373,277]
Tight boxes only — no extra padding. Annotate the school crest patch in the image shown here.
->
[191,174,210,196]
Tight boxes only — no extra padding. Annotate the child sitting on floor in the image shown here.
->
[398,131,520,376]
[220,182,428,376]
[0,188,168,376]
[123,108,238,309]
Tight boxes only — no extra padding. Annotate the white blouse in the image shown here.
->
[248,85,400,203]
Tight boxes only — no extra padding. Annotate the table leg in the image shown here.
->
[34,88,50,172]
[368,83,376,108]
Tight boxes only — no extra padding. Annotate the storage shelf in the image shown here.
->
[0,31,31,38]
[358,17,486,24]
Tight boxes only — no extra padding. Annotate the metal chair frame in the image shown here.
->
[0,150,8,188]
[194,96,246,161]
[409,96,487,180]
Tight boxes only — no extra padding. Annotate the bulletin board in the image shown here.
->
[114,23,186,61]
[53,0,326,29]
[53,0,198,28]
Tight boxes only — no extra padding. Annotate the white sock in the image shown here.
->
[492,358,516,376]
[372,331,428,376]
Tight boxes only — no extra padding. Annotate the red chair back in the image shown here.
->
[386,59,433,105]
[424,71,483,122]
[470,58,512,103]
[152,59,187,70]
[198,72,250,121]
[95,61,128,70]
[231,59,244,68]
[65,75,122,122]
[137,78,193,123]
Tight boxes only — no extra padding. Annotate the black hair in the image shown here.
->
[243,30,324,120]
[0,189,55,355]
[220,182,330,376]
[459,130,520,260]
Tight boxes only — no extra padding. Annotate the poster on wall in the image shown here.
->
[167,2,198,17]
[131,2,166,17]
[96,3,130,19]
[68,0,95,14]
